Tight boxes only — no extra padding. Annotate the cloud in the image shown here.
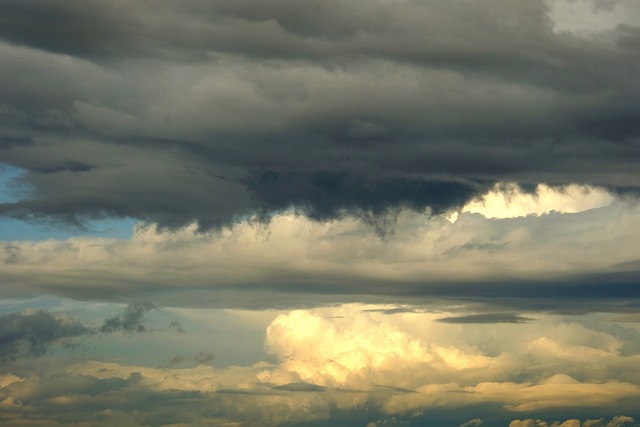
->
[0,303,184,362]
[437,313,534,324]
[0,309,88,360]
[2,2,640,424]
[0,0,639,231]
[167,352,215,367]
[459,183,614,219]
[472,375,640,412]
[509,420,560,427]
[264,308,440,387]
[100,301,157,333]
[261,305,640,390]
[459,419,483,427]
[509,417,638,427]
[0,200,639,310]
[245,171,485,228]
[547,0,640,34]
[168,319,185,334]
[2,304,640,426]
[272,382,327,393]
[607,416,637,427]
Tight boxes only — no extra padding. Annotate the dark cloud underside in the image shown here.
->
[0,0,638,229]
[436,313,534,324]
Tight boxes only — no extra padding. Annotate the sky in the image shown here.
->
[1,0,640,426]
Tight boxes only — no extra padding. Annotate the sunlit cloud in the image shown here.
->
[3,304,640,425]
[1,197,639,310]
[454,183,614,220]
[1,0,640,424]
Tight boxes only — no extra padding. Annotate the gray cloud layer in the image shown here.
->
[436,313,534,324]
[1,0,639,229]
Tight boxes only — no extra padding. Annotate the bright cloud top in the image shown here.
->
[3,304,640,426]
[457,183,615,219]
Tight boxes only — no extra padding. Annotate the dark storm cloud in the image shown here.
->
[0,0,639,230]
[0,310,88,360]
[246,171,485,230]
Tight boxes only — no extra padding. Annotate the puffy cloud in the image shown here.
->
[0,374,24,389]
[100,301,157,333]
[262,306,640,418]
[166,352,215,367]
[263,306,640,393]
[607,416,637,427]
[0,310,88,360]
[459,183,614,219]
[1,200,639,310]
[509,417,639,427]
[558,421,581,427]
[473,375,640,412]
[264,309,436,387]
[0,303,183,362]
[1,304,640,426]
[509,420,547,427]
